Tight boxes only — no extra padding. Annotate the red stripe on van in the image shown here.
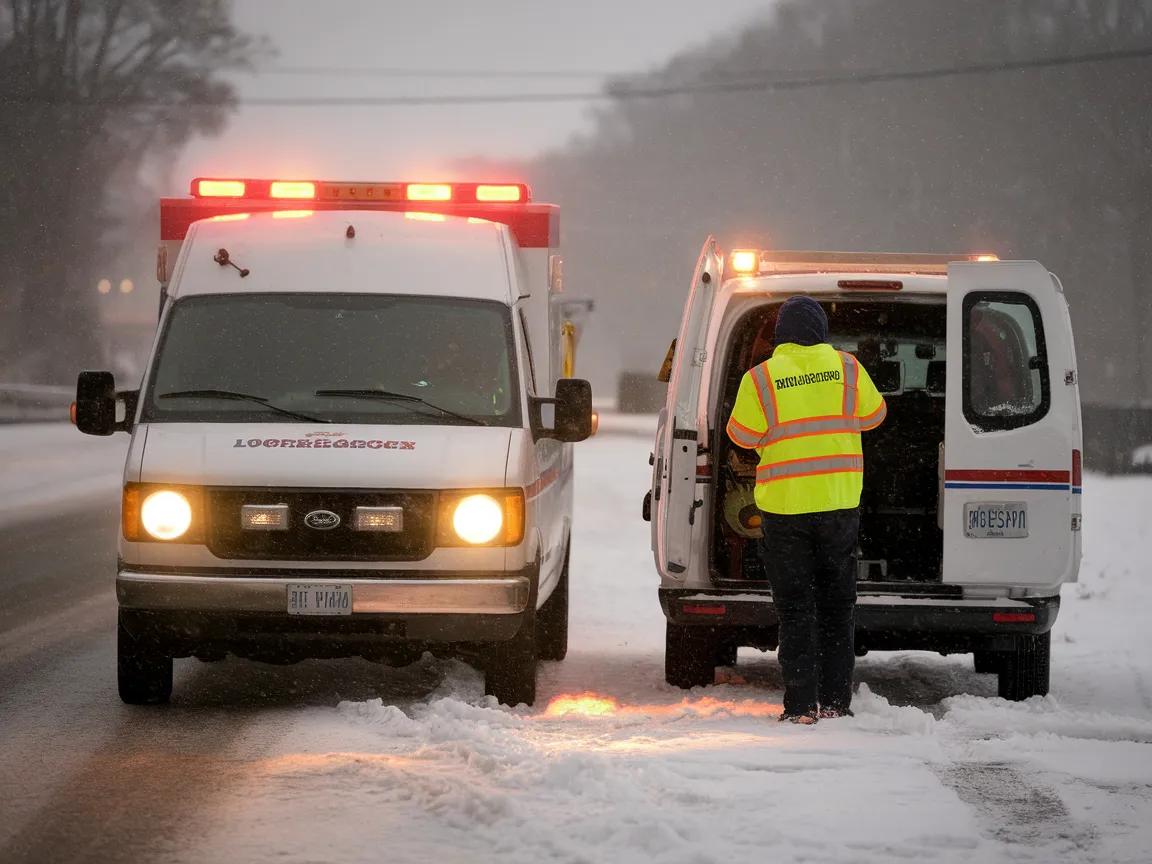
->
[160,199,559,248]
[944,469,1069,484]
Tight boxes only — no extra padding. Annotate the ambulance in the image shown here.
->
[74,178,592,707]
[645,241,1081,701]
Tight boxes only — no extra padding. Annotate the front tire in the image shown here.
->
[665,622,718,689]
[117,610,173,705]
[998,632,1051,701]
[485,611,538,707]
[536,547,569,662]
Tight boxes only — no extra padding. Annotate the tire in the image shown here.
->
[973,650,1002,674]
[117,610,173,705]
[485,610,538,707]
[536,547,569,662]
[665,622,718,689]
[998,632,1051,701]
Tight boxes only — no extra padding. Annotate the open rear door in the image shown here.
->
[943,260,1080,590]
[655,238,721,577]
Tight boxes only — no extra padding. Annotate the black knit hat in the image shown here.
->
[774,296,828,347]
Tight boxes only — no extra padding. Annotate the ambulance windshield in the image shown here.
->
[142,293,519,426]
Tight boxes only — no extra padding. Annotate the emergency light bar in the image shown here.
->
[191,178,530,204]
[727,249,999,277]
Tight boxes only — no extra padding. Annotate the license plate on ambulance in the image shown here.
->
[287,584,352,615]
[964,503,1028,539]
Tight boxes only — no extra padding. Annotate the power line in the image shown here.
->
[7,46,1151,107]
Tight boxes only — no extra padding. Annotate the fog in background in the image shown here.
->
[3,0,1151,412]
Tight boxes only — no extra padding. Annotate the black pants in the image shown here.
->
[758,508,859,716]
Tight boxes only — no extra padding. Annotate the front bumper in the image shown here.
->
[660,587,1060,653]
[118,566,533,649]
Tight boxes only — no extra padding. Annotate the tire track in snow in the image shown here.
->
[936,761,1097,853]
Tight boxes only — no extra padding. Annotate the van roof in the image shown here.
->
[170,210,516,304]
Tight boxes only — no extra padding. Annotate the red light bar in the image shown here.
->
[683,605,727,616]
[476,184,523,203]
[270,181,316,199]
[196,179,246,198]
[992,612,1036,623]
[406,184,453,202]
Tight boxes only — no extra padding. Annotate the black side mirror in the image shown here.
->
[532,378,593,443]
[76,371,117,435]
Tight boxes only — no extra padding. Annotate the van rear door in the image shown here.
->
[943,260,1080,590]
[655,238,721,577]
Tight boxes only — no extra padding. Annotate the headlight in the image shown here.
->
[436,489,524,547]
[452,494,504,544]
[141,490,193,540]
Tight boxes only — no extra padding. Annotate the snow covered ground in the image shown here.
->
[4,421,1150,863]
[158,432,1151,864]
[0,423,126,527]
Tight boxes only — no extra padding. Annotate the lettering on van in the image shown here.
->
[233,438,415,450]
[773,369,841,391]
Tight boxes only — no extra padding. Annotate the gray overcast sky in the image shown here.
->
[174,0,775,187]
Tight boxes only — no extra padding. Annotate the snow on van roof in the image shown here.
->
[169,209,516,304]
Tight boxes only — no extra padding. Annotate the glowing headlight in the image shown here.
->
[141,490,193,540]
[452,494,504,545]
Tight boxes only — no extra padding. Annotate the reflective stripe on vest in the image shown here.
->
[756,454,864,484]
[840,352,859,416]
[764,414,861,445]
[726,415,768,449]
[750,363,779,427]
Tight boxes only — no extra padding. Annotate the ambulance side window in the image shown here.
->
[519,309,537,394]
[963,292,1050,430]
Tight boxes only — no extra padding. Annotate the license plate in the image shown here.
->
[964,502,1028,538]
[286,583,353,615]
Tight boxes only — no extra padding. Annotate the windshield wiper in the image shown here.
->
[157,389,329,423]
[314,388,489,426]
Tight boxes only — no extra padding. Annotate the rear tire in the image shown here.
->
[665,622,718,689]
[485,610,538,707]
[117,610,173,705]
[973,650,1001,674]
[998,632,1051,701]
[536,546,569,662]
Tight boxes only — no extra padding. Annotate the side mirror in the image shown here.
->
[532,378,593,443]
[75,371,138,435]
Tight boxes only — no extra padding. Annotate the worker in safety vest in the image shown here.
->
[726,296,886,724]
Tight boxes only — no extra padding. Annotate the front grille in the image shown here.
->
[207,488,435,561]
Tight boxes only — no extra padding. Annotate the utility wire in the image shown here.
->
[7,46,1151,106]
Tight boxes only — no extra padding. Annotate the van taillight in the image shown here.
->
[992,612,1035,623]
[1072,450,1082,487]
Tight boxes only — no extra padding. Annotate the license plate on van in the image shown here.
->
[287,584,353,615]
[964,503,1028,538]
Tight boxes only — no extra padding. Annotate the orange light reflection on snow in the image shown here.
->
[543,692,782,720]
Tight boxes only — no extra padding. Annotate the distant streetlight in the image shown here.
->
[97,278,111,294]
[119,279,134,294]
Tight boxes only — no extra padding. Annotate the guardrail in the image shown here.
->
[0,384,73,424]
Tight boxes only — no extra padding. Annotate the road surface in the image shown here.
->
[2,424,1151,864]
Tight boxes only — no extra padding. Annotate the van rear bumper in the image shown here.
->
[660,588,1060,650]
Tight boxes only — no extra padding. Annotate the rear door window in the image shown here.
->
[963,292,1049,430]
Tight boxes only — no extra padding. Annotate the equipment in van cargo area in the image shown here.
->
[76,177,590,709]
[649,242,1081,704]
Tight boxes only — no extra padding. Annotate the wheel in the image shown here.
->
[998,632,1051,701]
[536,546,569,662]
[665,622,718,689]
[117,610,173,705]
[485,610,538,707]
[973,650,1002,674]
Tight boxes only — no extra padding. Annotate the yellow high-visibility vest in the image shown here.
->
[726,343,886,515]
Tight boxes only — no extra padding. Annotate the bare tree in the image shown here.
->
[0,0,258,381]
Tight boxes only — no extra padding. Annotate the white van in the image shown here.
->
[75,178,592,707]
[645,242,1081,701]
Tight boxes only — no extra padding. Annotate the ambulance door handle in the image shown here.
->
[688,498,704,526]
